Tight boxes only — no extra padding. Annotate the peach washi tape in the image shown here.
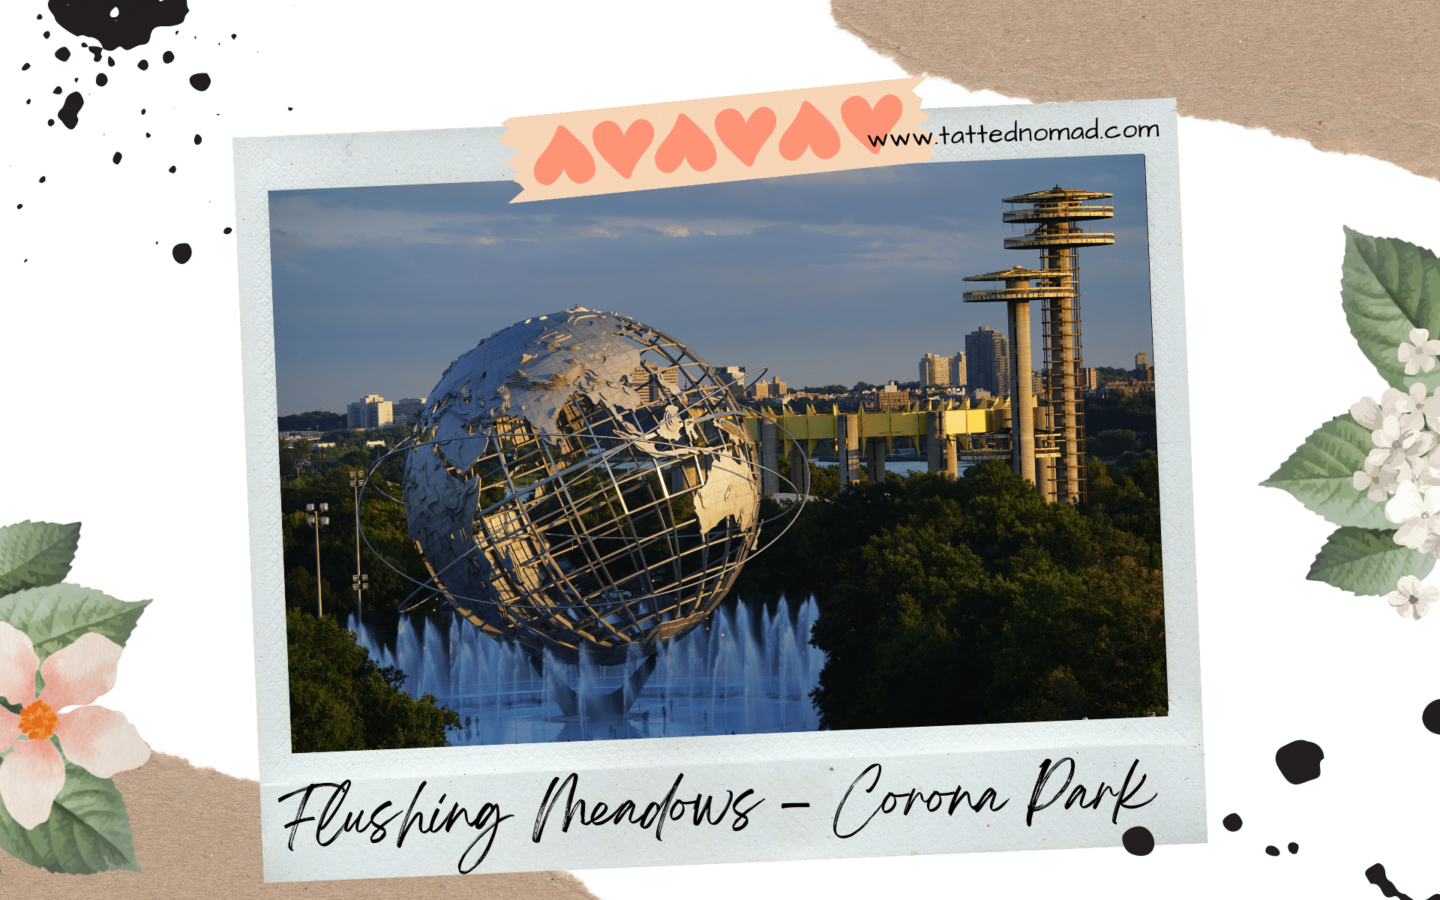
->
[501,78,932,203]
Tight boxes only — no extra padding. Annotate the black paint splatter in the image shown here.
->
[1222,813,1243,832]
[53,86,62,94]
[168,165,175,172]
[1265,845,1280,856]
[1275,740,1324,784]
[1122,826,1154,856]
[47,0,190,51]
[171,243,191,264]
[1287,842,1299,854]
[22,63,32,70]
[1359,864,1416,898]
[107,55,113,66]
[162,50,173,63]
[223,226,232,234]
[193,133,201,145]
[1422,700,1440,735]
[87,45,102,62]
[39,176,46,183]
[189,72,209,91]
[54,46,71,61]
[112,151,121,164]
[137,58,147,70]
[95,72,107,86]
[58,91,86,128]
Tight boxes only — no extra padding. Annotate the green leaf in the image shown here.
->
[1340,226,1440,391]
[0,521,81,599]
[0,755,140,874]
[1307,526,1435,596]
[1261,413,1393,529]
[0,584,150,663]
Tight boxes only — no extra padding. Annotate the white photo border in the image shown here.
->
[236,96,1203,881]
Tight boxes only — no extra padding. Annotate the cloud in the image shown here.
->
[656,224,691,238]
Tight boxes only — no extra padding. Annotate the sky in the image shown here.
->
[269,154,1152,415]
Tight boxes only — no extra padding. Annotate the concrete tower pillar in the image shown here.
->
[788,441,810,495]
[1008,298,1036,485]
[1050,238,1081,504]
[760,420,779,495]
[837,414,860,487]
[926,410,945,474]
[865,438,886,483]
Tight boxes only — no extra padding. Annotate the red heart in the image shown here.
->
[592,119,654,179]
[655,114,717,174]
[778,101,841,161]
[714,107,776,167]
[841,94,904,154]
[533,125,596,185]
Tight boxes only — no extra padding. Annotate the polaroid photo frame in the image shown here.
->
[235,91,1202,881]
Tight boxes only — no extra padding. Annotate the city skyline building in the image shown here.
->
[392,397,428,430]
[964,325,1011,397]
[346,394,393,430]
[716,365,748,401]
[629,365,680,403]
[751,375,788,400]
[919,351,968,389]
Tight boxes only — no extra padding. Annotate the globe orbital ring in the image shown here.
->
[351,416,812,618]
[352,414,812,616]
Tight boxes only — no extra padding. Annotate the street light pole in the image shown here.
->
[349,471,367,614]
[305,502,329,616]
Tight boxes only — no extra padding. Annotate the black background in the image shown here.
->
[8,3,1428,892]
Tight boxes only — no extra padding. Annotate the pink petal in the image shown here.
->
[0,711,19,753]
[37,632,123,710]
[0,623,39,708]
[54,706,150,778]
[0,737,66,830]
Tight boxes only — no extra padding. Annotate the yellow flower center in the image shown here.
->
[18,699,57,742]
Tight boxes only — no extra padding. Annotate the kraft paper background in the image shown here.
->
[4,2,1433,897]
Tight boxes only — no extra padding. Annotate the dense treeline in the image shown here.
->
[1086,392,1158,443]
[281,433,465,752]
[733,456,1165,729]
[287,609,459,752]
[278,410,348,433]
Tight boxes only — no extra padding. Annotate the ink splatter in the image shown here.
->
[95,72,107,86]
[1423,700,1440,735]
[112,151,121,164]
[1275,740,1324,784]
[48,0,190,51]
[54,46,71,61]
[137,58,147,69]
[22,63,32,70]
[168,165,175,172]
[162,50,173,63]
[1222,813,1243,832]
[39,176,46,183]
[193,133,201,145]
[1265,845,1280,857]
[56,90,85,128]
[1287,842,1299,854]
[1364,862,1437,899]
[87,45,102,62]
[189,72,209,91]
[223,226,231,234]
[1122,826,1154,856]
[171,243,191,264]
[53,86,62,94]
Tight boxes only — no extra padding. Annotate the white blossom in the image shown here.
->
[1398,328,1440,375]
[1354,458,1404,501]
[1367,414,1437,472]
[1385,481,1440,552]
[1401,382,1440,433]
[1411,457,1440,491]
[1352,388,1413,430]
[1387,575,1437,620]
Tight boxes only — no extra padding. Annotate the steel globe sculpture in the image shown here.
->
[402,307,761,705]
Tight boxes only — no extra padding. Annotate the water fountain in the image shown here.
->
[347,596,826,744]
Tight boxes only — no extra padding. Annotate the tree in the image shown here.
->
[1087,429,1142,459]
[733,461,1167,729]
[286,608,460,752]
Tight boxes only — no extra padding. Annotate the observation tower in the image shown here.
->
[1000,187,1115,503]
[961,267,1066,492]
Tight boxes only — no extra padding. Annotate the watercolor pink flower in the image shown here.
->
[0,623,150,830]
